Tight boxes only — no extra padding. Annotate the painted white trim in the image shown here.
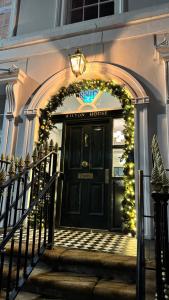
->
[22,113,38,156]
[25,62,148,113]
[19,61,151,237]
[132,97,150,104]
[114,0,124,14]
[134,103,152,238]
[0,112,14,156]
[53,0,61,28]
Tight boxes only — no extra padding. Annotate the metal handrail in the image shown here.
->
[136,170,169,299]
[136,170,145,300]
[0,149,58,300]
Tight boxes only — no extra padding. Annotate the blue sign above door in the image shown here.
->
[79,89,98,103]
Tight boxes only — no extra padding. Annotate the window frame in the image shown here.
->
[68,0,125,24]
[0,0,20,38]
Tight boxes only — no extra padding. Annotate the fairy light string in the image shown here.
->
[39,79,136,236]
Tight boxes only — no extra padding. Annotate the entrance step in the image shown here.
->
[18,247,136,300]
[42,247,136,282]
[24,271,136,300]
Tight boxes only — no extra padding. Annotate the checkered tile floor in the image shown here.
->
[54,229,137,256]
[0,228,137,257]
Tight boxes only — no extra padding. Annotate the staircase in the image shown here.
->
[16,246,136,300]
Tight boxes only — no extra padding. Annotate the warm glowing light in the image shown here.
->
[69,49,86,77]
[114,131,125,143]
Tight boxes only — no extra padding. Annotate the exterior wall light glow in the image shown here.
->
[69,49,86,77]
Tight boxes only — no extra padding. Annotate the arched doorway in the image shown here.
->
[23,62,150,236]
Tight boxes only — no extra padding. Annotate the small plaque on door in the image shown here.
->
[78,173,93,179]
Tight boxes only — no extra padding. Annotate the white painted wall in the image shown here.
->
[17,0,57,35]
[0,29,165,160]
[128,0,169,11]
[16,0,169,36]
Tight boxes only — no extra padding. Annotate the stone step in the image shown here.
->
[24,270,136,300]
[16,291,64,299]
[42,247,136,283]
[2,247,136,299]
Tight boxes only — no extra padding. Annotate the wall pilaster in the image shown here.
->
[134,97,152,238]
[23,109,39,156]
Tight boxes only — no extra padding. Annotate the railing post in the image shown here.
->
[48,151,57,249]
[152,192,169,300]
[136,170,145,300]
[0,183,12,291]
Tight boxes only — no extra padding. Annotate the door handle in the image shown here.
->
[81,161,89,168]
[105,169,110,184]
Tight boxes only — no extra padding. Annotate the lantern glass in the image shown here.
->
[69,49,86,77]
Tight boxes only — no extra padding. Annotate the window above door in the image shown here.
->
[68,0,125,24]
[54,90,122,115]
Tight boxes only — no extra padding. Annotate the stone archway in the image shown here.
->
[23,62,151,237]
[26,62,148,113]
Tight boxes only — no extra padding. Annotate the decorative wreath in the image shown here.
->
[39,79,136,236]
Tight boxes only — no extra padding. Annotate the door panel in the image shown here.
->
[90,125,105,168]
[61,119,111,229]
[89,183,104,215]
[66,182,81,214]
[69,126,83,169]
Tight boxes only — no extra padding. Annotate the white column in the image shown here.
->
[0,113,14,156]
[134,98,152,239]
[23,109,39,156]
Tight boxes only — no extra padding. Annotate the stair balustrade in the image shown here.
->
[137,175,169,299]
[152,192,169,300]
[0,140,59,300]
[136,169,169,299]
[136,170,145,300]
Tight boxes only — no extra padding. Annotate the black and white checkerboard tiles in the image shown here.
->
[54,229,137,256]
[0,229,137,256]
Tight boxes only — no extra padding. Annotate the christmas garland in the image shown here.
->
[39,79,136,236]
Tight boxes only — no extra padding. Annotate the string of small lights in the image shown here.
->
[39,79,136,236]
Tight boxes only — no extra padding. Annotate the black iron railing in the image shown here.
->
[0,157,11,179]
[0,142,58,300]
[137,170,169,300]
[136,170,145,300]
[152,192,169,300]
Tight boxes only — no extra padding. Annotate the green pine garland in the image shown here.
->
[39,79,136,235]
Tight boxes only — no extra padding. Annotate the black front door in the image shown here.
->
[61,119,112,229]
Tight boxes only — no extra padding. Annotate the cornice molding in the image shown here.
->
[155,34,169,61]
[0,68,27,84]
[132,97,149,104]
[24,108,39,120]
[6,112,14,119]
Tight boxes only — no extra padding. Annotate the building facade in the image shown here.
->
[0,0,169,236]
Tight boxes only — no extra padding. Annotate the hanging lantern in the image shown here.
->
[69,49,86,77]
